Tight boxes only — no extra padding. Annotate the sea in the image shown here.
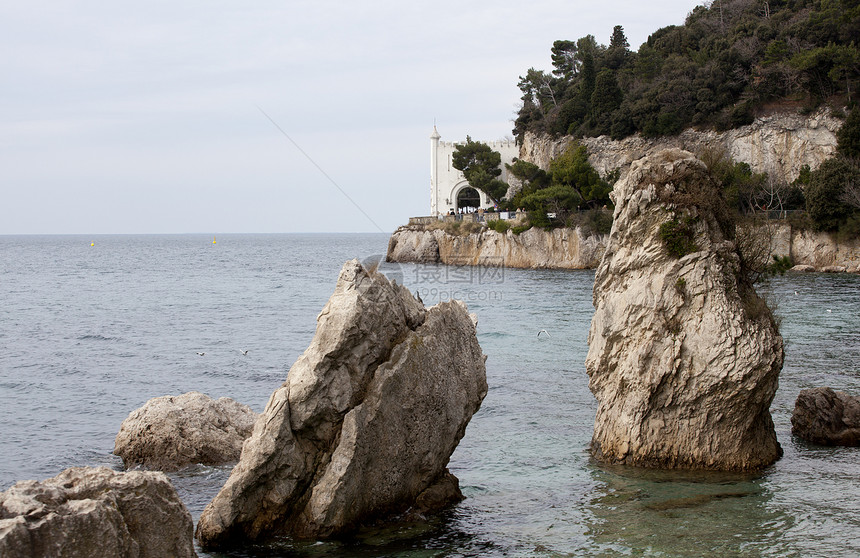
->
[1,233,859,557]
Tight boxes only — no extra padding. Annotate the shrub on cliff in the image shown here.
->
[487,219,511,233]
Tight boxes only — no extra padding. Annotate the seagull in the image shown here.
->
[794,291,799,295]
[537,330,551,338]
[239,350,249,356]
[196,352,205,356]
[827,309,832,313]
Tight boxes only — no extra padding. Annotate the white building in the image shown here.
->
[429,126,520,216]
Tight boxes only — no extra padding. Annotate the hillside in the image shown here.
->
[513,0,860,142]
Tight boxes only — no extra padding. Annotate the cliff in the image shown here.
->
[386,225,608,269]
[387,222,860,273]
[520,108,841,184]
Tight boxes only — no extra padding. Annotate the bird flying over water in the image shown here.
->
[537,330,550,338]
[196,352,205,356]
[240,350,249,356]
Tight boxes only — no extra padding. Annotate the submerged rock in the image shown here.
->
[586,149,784,471]
[791,387,860,446]
[114,391,257,471]
[196,259,487,548]
[0,467,195,558]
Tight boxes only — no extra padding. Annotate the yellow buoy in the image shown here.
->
[90,242,94,247]
[213,236,217,244]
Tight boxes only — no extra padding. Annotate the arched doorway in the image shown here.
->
[456,187,481,211]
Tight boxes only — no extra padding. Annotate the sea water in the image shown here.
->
[1,233,858,557]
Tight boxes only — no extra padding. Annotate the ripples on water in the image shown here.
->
[1,234,858,557]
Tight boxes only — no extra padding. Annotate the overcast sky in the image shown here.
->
[2,1,701,234]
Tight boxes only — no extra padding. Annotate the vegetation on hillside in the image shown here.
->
[513,0,860,142]
[453,0,860,238]
[450,138,614,229]
[799,105,860,233]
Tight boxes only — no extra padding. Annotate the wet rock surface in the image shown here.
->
[791,387,860,446]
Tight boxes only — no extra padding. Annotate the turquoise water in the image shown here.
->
[1,234,858,557]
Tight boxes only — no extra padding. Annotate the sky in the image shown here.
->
[1,1,702,234]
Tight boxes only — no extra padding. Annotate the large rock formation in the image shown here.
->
[791,387,860,446]
[387,225,607,269]
[114,391,257,471]
[0,467,195,558]
[196,259,487,549]
[585,149,784,471]
[521,107,841,184]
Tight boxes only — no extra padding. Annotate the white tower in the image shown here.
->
[430,125,441,216]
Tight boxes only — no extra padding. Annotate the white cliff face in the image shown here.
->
[0,467,196,558]
[521,108,841,184]
[585,149,784,471]
[196,260,487,548]
[386,222,860,272]
[387,225,608,269]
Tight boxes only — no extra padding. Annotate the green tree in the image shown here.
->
[506,160,550,189]
[805,157,858,231]
[551,40,579,79]
[451,137,509,203]
[590,69,623,135]
[606,25,630,69]
[837,106,860,158]
[520,184,582,219]
[549,143,612,208]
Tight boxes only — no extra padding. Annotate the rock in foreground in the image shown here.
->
[114,391,257,471]
[586,149,783,471]
[196,259,487,548]
[791,387,860,446]
[0,467,195,558]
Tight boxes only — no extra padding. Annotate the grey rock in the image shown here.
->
[789,264,816,272]
[586,149,784,471]
[196,259,487,548]
[114,391,257,471]
[791,387,860,446]
[387,225,607,269]
[0,467,195,558]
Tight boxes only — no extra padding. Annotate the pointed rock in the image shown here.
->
[586,149,783,471]
[196,259,487,548]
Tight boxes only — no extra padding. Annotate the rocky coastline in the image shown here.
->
[387,221,860,273]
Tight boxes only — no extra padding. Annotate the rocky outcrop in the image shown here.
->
[521,108,841,184]
[585,149,784,471]
[790,229,860,270]
[388,220,860,272]
[114,391,257,471]
[196,259,487,548]
[387,225,607,269]
[791,387,860,446]
[0,467,195,558]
